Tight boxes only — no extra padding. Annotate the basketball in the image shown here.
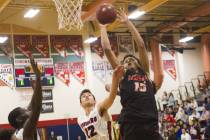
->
[96,3,117,25]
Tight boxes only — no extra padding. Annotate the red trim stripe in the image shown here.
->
[0,114,119,129]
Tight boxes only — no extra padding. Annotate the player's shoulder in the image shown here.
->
[78,107,98,123]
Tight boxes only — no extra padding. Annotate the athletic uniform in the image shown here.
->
[78,107,112,140]
[119,68,162,140]
[14,128,41,140]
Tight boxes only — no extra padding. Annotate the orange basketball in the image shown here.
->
[96,3,117,25]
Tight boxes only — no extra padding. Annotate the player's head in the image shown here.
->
[122,54,141,71]
[80,89,96,108]
[181,128,186,134]
[0,129,16,140]
[8,107,30,129]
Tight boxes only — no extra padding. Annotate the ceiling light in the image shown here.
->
[179,36,194,43]
[84,37,98,44]
[24,9,40,18]
[0,36,8,43]
[128,10,145,19]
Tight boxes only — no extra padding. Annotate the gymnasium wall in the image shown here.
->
[0,39,204,126]
[154,44,204,100]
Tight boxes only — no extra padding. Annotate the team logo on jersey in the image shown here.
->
[128,74,147,81]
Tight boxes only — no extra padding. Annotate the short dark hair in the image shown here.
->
[122,54,141,66]
[79,89,95,103]
[8,107,22,129]
[0,129,15,140]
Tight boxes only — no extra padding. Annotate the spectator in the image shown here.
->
[168,92,175,107]
[181,128,191,140]
[162,91,169,110]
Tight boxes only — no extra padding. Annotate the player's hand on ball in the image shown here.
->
[113,65,125,80]
[98,23,107,29]
[116,8,128,23]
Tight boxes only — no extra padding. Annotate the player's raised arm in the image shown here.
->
[117,8,150,74]
[98,65,124,115]
[23,58,42,139]
[100,24,119,69]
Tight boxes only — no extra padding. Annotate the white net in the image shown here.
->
[53,0,83,31]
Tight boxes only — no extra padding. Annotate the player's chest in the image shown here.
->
[121,74,149,93]
[80,116,99,138]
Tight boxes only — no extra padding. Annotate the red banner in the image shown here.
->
[163,60,177,80]
[90,38,104,58]
[118,35,134,54]
[32,35,49,58]
[14,35,32,58]
[69,61,85,85]
[55,62,70,86]
[90,35,118,58]
[109,36,118,56]
[0,36,13,58]
[50,35,67,57]
[67,35,84,57]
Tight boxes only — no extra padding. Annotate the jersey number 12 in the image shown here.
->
[85,125,97,138]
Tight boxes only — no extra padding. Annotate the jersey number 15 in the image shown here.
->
[134,82,147,92]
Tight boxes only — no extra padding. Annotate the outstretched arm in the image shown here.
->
[117,9,150,74]
[98,66,124,116]
[23,59,42,139]
[100,24,119,69]
[150,38,164,90]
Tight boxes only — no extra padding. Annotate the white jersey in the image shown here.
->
[78,107,112,140]
[14,128,41,140]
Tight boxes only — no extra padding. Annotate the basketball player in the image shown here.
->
[8,58,42,140]
[99,8,163,140]
[78,65,124,140]
[0,129,16,140]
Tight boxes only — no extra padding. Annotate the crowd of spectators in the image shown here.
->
[159,83,210,140]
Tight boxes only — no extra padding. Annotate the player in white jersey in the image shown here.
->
[78,66,124,140]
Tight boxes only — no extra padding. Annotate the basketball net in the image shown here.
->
[53,0,83,31]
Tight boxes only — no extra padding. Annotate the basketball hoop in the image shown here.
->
[53,0,83,31]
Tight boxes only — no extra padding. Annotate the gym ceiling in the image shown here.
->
[0,0,209,43]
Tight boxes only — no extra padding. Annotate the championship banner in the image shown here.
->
[160,44,175,57]
[41,102,54,113]
[14,35,32,58]
[14,58,55,88]
[0,36,13,58]
[42,89,53,101]
[92,61,106,82]
[118,35,134,54]
[69,61,85,85]
[67,35,84,57]
[163,60,177,80]
[168,50,175,57]
[90,37,104,58]
[32,35,49,58]
[55,62,70,86]
[109,36,118,56]
[50,35,67,57]
[0,64,14,88]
